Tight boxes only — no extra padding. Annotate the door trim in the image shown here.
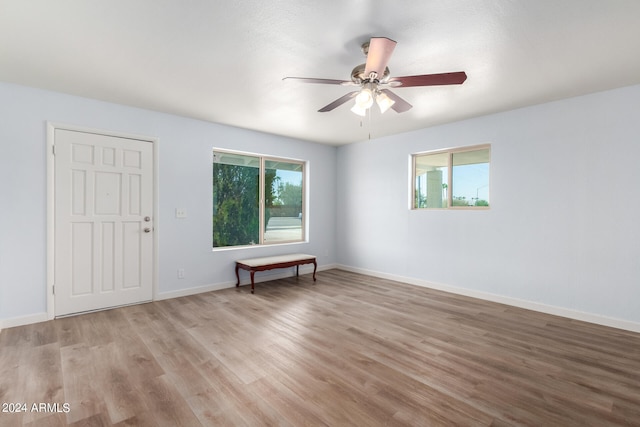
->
[46,122,159,320]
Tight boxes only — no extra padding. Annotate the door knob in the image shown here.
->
[144,216,151,222]
[144,227,151,233]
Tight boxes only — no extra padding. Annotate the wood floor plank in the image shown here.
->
[2,269,640,426]
[18,343,65,425]
[59,343,110,425]
[88,341,148,424]
[135,375,203,427]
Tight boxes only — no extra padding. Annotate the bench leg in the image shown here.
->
[296,265,299,277]
[313,260,317,282]
[250,271,255,294]
[235,264,240,287]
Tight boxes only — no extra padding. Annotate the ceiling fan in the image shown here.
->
[283,37,467,116]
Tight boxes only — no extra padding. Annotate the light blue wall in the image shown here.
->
[2,80,640,329]
[0,82,337,324]
[336,84,640,326]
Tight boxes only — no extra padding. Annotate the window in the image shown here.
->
[213,150,305,248]
[413,145,490,209]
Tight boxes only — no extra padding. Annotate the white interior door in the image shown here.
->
[54,129,154,316]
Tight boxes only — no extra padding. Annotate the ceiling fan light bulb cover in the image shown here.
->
[350,103,367,117]
[355,89,374,109]
[376,92,395,114]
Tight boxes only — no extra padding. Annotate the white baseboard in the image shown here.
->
[3,264,637,334]
[336,264,640,334]
[0,312,50,330]
[156,281,235,300]
[156,263,337,301]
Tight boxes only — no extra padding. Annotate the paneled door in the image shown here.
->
[54,129,154,316]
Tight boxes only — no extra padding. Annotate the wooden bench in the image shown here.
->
[235,253,317,293]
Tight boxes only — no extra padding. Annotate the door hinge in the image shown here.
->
[52,285,55,295]
[52,145,56,155]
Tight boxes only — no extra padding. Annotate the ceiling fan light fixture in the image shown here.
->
[376,91,395,114]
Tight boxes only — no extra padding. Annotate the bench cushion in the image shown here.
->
[236,253,315,267]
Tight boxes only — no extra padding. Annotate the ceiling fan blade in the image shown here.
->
[364,37,397,79]
[283,77,352,85]
[318,91,359,112]
[388,71,467,87]
[379,89,412,113]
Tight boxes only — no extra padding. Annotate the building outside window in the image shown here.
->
[413,145,490,209]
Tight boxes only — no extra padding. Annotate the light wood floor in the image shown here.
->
[1,269,640,426]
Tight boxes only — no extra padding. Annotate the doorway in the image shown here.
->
[49,125,156,317]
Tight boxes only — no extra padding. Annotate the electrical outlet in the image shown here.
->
[176,208,187,218]
[177,268,185,279]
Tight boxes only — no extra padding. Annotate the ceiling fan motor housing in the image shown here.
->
[351,64,390,84]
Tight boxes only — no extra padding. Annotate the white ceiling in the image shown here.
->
[2,1,640,146]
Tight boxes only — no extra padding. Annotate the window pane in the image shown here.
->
[415,152,449,208]
[212,151,260,247]
[264,160,303,243]
[452,148,490,207]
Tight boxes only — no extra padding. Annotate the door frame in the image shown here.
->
[46,122,159,319]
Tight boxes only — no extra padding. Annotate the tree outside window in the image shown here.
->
[213,151,305,247]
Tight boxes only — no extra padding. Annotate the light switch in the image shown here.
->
[176,208,187,218]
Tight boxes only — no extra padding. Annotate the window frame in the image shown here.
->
[411,144,491,210]
[212,148,306,249]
